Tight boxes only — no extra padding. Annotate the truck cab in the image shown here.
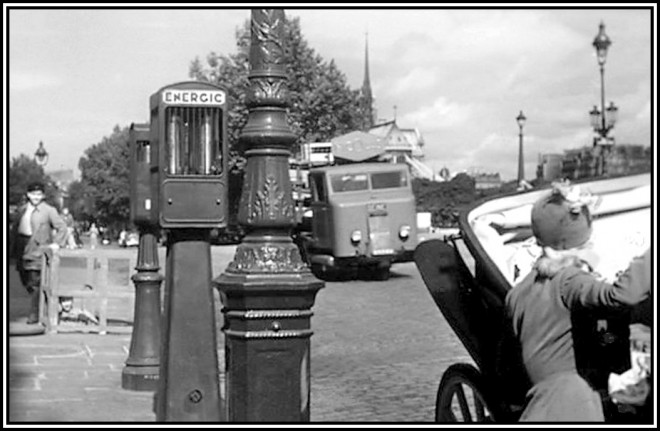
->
[298,163,418,280]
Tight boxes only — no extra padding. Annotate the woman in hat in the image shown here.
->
[505,181,650,422]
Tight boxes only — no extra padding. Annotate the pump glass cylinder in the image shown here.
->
[165,107,223,176]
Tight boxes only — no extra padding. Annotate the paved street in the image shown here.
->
[7,244,472,423]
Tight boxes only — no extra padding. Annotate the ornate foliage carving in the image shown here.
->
[251,77,286,102]
[228,243,308,273]
[247,175,293,223]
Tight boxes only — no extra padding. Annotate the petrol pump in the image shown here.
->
[123,123,163,392]
[149,81,228,421]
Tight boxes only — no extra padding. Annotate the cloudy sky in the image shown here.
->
[5,5,654,181]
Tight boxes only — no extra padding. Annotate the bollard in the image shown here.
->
[122,226,163,391]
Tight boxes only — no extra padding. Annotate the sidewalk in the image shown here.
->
[7,260,159,423]
[8,332,156,422]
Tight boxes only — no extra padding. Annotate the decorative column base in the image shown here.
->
[215,236,323,422]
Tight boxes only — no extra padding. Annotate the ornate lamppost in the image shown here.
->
[215,9,324,422]
[516,110,526,186]
[35,141,49,166]
[590,22,618,147]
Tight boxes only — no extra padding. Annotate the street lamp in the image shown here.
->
[34,141,49,166]
[591,21,617,146]
[516,110,526,185]
[214,9,323,422]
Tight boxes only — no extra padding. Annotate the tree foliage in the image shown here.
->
[75,125,131,233]
[412,174,533,227]
[412,174,478,227]
[66,179,93,223]
[8,155,56,208]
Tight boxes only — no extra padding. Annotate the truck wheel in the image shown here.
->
[373,266,390,281]
[311,263,326,279]
[311,263,337,281]
[360,265,390,281]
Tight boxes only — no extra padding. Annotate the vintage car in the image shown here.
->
[414,173,651,423]
[296,162,418,280]
[118,230,140,247]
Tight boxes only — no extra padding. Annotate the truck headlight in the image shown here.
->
[350,230,362,245]
[399,225,411,241]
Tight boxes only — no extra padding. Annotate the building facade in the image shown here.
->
[536,153,563,183]
[537,144,650,183]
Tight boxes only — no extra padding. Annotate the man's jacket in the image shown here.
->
[10,202,68,270]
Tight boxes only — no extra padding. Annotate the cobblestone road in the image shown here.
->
[310,263,473,422]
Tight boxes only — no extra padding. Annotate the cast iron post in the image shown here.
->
[214,9,324,422]
[122,225,163,391]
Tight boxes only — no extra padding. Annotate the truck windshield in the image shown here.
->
[329,170,408,193]
[371,171,408,189]
[330,173,369,193]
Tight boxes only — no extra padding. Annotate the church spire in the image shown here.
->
[362,31,372,96]
[361,31,375,129]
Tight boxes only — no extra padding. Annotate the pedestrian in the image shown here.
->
[505,181,650,422]
[89,223,100,249]
[10,182,68,324]
[61,207,78,249]
[73,221,83,248]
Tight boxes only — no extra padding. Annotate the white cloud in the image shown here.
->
[389,67,438,96]
[399,96,472,131]
[10,72,62,92]
[636,101,650,121]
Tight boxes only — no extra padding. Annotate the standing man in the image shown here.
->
[10,182,67,324]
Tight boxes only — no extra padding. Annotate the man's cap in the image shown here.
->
[27,182,46,193]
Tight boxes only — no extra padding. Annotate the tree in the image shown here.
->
[66,179,93,223]
[8,155,56,208]
[77,125,131,234]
